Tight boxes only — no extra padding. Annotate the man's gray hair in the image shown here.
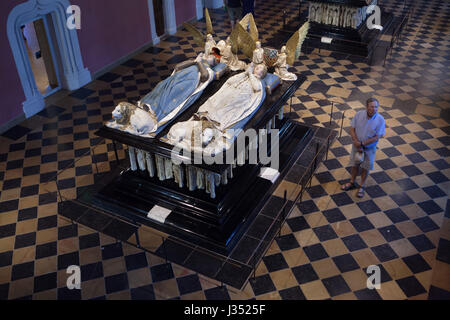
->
[366,97,379,106]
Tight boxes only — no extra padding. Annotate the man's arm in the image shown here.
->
[362,135,380,147]
[350,127,362,149]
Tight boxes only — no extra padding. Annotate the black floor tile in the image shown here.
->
[58,252,80,270]
[150,263,174,283]
[297,200,320,214]
[417,200,443,215]
[428,285,450,300]
[204,286,231,300]
[331,192,353,206]
[371,244,399,262]
[35,242,57,260]
[341,234,368,252]
[378,225,404,242]
[105,273,129,294]
[34,272,57,293]
[0,283,9,300]
[427,171,449,184]
[402,254,432,274]
[332,254,360,273]
[79,233,100,250]
[183,250,223,279]
[275,234,300,251]
[0,251,13,268]
[125,252,148,271]
[177,274,202,296]
[436,238,450,264]
[279,286,306,300]
[396,276,426,297]
[101,242,124,260]
[390,193,414,207]
[323,208,346,223]
[354,288,382,300]
[408,234,436,252]
[37,105,65,118]
[262,253,289,272]
[413,217,440,232]
[303,244,329,262]
[37,215,57,230]
[371,171,393,184]
[20,184,39,197]
[58,224,78,240]
[131,284,155,300]
[81,262,104,281]
[14,232,36,249]
[307,185,328,198]
[350,216,375,232]
[357,200,381,215]
[384,208,409,223]
[313,225,338,242]
[322,275,351,297]
[286,216,310,232]
[0,223,16,238]
[422,185,446,199]
[58,287,81,300]
[11,261,35,281]
[365,185,387,198]
[249,274,276,296]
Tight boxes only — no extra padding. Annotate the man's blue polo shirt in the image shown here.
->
[351,110,385,149]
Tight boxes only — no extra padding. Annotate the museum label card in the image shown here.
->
[259,167,280,184]
[321,37,333,44]
[147,205,172,223]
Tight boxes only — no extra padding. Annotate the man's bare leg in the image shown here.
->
[360,168,368,187]
[342,166,359,190]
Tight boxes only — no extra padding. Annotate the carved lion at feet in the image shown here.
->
[111,102,157,135]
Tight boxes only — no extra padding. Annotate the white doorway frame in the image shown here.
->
[7,0,91,118]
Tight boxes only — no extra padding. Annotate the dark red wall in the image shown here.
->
[175,0,196,26]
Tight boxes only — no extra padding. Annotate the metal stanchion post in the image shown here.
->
[339,110,346,138]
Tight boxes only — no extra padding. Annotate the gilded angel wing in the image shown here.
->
[239,13,258,42]
[183,22,205,48]
[205,8,214,35]
[236,22,256,59]
[229,25,240,54]
[285,21,310,66]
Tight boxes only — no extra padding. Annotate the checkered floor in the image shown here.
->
[0,0,449,300]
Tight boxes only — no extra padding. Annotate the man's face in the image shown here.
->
[366,101,378,117]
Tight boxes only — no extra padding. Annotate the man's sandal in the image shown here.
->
[357,187,365,198]
[341,182,356,191]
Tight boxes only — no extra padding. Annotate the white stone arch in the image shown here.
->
[7,0,91,117]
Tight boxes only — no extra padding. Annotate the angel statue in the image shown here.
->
[217,38,247,71]
[232,14,309,81]
[253,41,265,66]
[205,34,216,57]
[273,46,297,81]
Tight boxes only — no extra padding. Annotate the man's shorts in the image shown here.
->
[226,6,242,21]
[348,145,377,171]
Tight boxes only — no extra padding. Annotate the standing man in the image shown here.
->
[341,98,385,198]
[224,0,243,28]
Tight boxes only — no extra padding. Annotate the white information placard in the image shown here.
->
[147,205,172,223]
[321,37,333,44]
[259,167,280,184]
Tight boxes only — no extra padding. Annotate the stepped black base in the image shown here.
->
[81,120,313,255]
[279,11,395,57]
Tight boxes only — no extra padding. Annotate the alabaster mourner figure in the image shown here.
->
[252,41,264,66]
[205,34,216,57]
[108,53,217,136]
[217,38,247,71]
[274,46,297,81]
[167,63,268,155]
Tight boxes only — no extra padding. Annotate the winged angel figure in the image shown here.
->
[183,9,247,71]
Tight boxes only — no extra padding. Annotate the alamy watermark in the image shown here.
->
[66,5,81,30]
[170,128,280,171]
[66,265,81,290]
[366,265,381,290]
[366,5,383,30]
